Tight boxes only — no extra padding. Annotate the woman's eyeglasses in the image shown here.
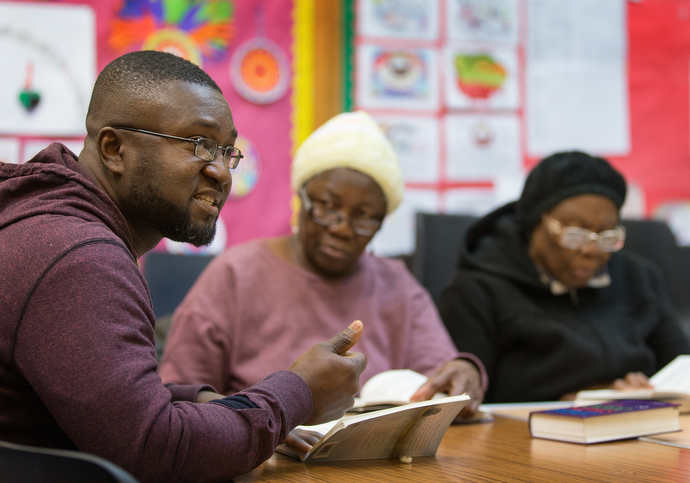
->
[299,187,382,236]
[543,213,626,252]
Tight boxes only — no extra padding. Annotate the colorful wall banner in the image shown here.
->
[0,0,308,256]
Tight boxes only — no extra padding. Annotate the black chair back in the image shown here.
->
[142,252,215,359]
[411,212,478,303]
[142,252,216,320]
[0,440,140,483]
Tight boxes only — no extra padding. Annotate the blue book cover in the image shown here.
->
[532,400,679,419]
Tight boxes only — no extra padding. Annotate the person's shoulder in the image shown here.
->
[608,250,662,275]
[361,253,426,291]
[207,238,281,279]
[215,238,269,262]
[363,252,411,275]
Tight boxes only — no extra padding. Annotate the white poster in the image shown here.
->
[371,189,439,256]
[358,0,439,40]
[374,115,440,183]
[0,3,96,136]
[0,138,20,164]
[357,44,440,111]
[23,139,84,163]
[446,0,520,44]
[444,188,498,217]
[444,44,520,110]
[525,0,629,156]
[445,114,522,180]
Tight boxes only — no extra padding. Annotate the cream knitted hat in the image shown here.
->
[291,110,404,214]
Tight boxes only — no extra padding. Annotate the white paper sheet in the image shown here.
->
[444,188,498,217]
[0,138,20,164]
[525,0,630,156]
[0,2,95,136]
[446,0,520,44]
[373,115,440,183]
[22,139,84,163]
[358,0,439,40]
[356,44,440,111]
[370,189,439,256]
[444,43,520,110]
[445,113,523,180]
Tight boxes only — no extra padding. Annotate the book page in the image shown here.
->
[357,369,429,407]
[639,414,690,449]
[575,355,690,405]
[650,355,690,392]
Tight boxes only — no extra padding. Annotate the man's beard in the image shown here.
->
[157,199,217,247]
[124,160,218,248]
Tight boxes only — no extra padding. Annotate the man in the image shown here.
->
[0,50,366,482]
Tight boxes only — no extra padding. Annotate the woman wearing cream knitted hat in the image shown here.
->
[160,111,487,433]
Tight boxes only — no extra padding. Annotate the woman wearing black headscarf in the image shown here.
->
[439,151,690,403]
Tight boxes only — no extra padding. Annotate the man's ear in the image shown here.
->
[97,127,126,175]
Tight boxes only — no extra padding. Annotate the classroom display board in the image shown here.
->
[357,0,690,255]
[0,0,298,255]
[5,0,690,257]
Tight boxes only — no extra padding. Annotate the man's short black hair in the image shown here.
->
[86,50,222,129]
[93,50,221,97]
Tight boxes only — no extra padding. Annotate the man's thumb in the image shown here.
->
[329,320,363,355]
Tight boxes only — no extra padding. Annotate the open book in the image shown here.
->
[575,355,690,413]
[348,369,492,423]
[277,393,470,462]
[348,369,437,413]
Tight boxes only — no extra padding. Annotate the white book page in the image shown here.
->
[358,369,429,406]
[650,356,690,392]
[575,355,690,409]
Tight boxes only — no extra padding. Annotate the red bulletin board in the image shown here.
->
[353,0,690,253]
[606,0,690,214]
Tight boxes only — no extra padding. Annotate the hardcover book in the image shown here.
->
[529,400,680,444]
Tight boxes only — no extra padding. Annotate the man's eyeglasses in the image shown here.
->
[543,213,626,252]
[299,187,382,236]
[114,126,243,169]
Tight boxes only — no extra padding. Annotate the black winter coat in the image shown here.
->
[439,202,690,403]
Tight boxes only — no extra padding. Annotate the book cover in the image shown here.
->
[529,399,681,444]
[534,400,678,419]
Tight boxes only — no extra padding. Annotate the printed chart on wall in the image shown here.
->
[356,0,633,256]
[356,0,527,255]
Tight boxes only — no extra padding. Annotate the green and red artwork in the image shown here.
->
[454,53,506,99]
[19,62,40,113]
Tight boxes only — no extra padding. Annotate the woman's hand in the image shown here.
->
[560,371,653,400]
[409,359,484,419]
[284,428,323,454]
[612,371,653,390]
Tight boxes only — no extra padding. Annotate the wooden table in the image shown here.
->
[235,416,690,482]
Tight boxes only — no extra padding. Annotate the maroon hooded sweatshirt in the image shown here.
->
[0,144,312,482]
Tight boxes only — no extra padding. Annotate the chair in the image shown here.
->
[142,252,215,359]
[142,252,216,320]
[620,219,690,337]
[0,440,140,483]
[410,212,478,303]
